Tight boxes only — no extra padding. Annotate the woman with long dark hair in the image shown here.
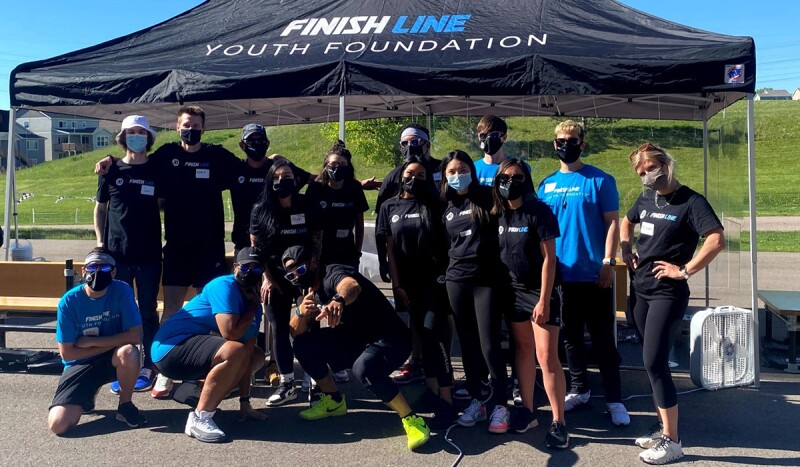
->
[440,150,509,433]
[250,159,322,407]
[491,158,569,448]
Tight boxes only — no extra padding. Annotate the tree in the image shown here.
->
[319,118,410,165]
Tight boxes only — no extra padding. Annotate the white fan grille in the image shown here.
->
[700,310,754,390]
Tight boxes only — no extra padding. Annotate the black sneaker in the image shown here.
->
[511,407,538,433]
[545,420,569,449]
[267,382,298,406]
[116,401,147,428]
[428,401,459,430]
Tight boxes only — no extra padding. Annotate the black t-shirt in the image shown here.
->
[315,264,407,343]
[377,197,447,281]
[230,159,272,249]
[151,142,239,250]
[375,156,443,217]
[626,185,723,297]
[96,159,162,263]
[442,185,500,283]
[497,196,561,291]
[306,179,369,266]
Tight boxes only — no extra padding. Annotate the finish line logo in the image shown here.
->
[280,15,472,37]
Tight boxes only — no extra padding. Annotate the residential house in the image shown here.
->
[754,89,792,101]
[1,110,46,167]
[15,110,114,162]
[793,88,800,101]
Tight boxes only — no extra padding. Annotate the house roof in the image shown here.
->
[54,128,98,134]
[757,89,791,97]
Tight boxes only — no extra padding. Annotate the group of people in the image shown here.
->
[46,107,724,465]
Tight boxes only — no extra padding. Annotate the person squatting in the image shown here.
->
[49,109,723,464]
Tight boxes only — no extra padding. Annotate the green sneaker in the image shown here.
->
[299,393,347,421]
[402,414,430,450]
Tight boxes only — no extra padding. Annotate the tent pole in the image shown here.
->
[339,96,346,143]
[746,95,760,387]
[3,107,17,261]
[702,119,710,308]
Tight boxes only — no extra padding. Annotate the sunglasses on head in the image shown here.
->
[399,138,426,148]
[86,263,113,273]
[284,264,308,282]
[239,263,263,275]
[479,131,505,141]
[629,142,666,160]
[496,173,525,184]
[554,137,581,146]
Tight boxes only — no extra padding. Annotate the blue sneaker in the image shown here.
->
[110,380,121,395]
[134,369,155,392]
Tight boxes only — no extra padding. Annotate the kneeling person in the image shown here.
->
[151,247,266,443]
[48,249,146,435]
[284,245,430,451]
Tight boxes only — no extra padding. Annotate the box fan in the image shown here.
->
[689,306,755,390]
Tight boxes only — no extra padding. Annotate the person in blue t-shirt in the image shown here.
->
[151,247,267,443]
[474,115,511,186]
[537,120,630,427]
[48,249,145,435]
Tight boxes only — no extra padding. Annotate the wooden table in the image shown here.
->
[758,290,800,374]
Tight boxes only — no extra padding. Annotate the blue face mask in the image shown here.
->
[447,173,472,192]
[126,134,148,153]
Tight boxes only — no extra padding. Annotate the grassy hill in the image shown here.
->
[1,99,798,228]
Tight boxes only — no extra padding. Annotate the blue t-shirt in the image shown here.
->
[151,275,261,362]
[537,165,619,282]
[474,158,531,186]
[56,280,141,367]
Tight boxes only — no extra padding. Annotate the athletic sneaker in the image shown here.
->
[151,374,173,399]
[185,410,226,443]
[510,407,538,433]
[457,399,487,427]
[392,360,424,384]
[134,369,155,392]
[267,382,298,406]
[173,381,201,408]
[109,380,121,395]
[402,414,430,450]
[488,405,510,434]
[115,401,147,428]
[635,422,664,449]
[607,402,631,426]
[639,435,684,464]
[545,420,570,449]
[333,370,350,383]
[299,393,347,420]
[564,390,591,411]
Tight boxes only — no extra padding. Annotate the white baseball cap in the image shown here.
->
[116,115,157,143]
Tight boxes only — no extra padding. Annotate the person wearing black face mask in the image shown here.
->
[474,115,516,186]
[151,246,268,443]
[249,159,324,407]
[491,160,569,448]
[48,248,146,435]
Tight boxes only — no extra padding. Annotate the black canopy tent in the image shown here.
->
[4,0,760,379]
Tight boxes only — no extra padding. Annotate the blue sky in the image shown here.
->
[1,0,797,109]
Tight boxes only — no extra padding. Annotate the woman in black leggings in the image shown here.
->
[621,143,725,465]
[440,150,509,434]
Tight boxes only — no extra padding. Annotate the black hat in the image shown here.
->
[241,123,267,141]
[236,247,262,266]
[281,245,310,267]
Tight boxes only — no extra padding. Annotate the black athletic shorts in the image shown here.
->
[154,335,226,381]
[162,243,226,288]
[508,287,563,326]
[50,351,117,412]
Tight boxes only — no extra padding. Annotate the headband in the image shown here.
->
[85,251,116,267]
[400,128,429,141]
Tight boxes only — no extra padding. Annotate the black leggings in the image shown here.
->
[293,325,411,403]
[446,281,507,408]
[404,279,454,387]
[266,287,294,376]
[633,294,688,409]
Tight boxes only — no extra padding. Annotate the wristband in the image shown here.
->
[295,307,304,317]
[602,257,616,266]
[239,396,251,403]
[678,266,690,280]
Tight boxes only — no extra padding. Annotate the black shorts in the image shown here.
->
[508,286,563,326]
[50,351,117,412]
[154,335,226,381]
[162,243,226,288]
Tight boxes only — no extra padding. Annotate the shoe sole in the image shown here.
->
[408,432,431,451]
[488,426,509,434]
[134,383,155,392]
[547,439,570,449]
[513,419,539,434]
[152,389,172,399]
[299,407,347,421]
[267,390,298,406]
[115,413,145,428]
[186,428,226,443]
[639,453,683,465]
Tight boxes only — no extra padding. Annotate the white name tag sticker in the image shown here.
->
[543,182,556,193]
[336,229,349,238]
[83,327,99,336]
[641,222,655,236]
[459,229,472,238]
[196,168,210,179]
[433,173,442,182]
[141,185,155,196]
[290,214,306,225]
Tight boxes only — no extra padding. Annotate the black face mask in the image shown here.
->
[402,145,425,161]
[327,165,353,182]
[499,181,524,201]
[244,141,269,161]
[180,128,202,146]
[235,269,262,288]
[556,144,582,164]
[84,270,113,292]
[401,176,426,196]
[481,137,504,156]
[272,179,295,199]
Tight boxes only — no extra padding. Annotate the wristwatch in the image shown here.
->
[602,257,617,266]
[678,266,690,280]
[331,294,346,305]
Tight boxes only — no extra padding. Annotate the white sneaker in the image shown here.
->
[267,382,298,406]
[564,390,590,411]
[185,410,226,443]
[639,436,684,465]
[173,381,201,407]
[636,423,664,449]
[607,402,631,426]
[457,399,487,427]
[151,373,173,399]
[333,370,350,382]
[487,405,510,434]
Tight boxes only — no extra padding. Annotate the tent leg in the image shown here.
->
[3,107,17,261]
[746,95,760,387]
[702,119,710,308]
[339,96,346,143]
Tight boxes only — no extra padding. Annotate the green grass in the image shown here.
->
[741,231,800,253]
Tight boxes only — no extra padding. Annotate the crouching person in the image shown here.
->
[150,247,267,443]
[284,245,430,451]
[48,248,146,435]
